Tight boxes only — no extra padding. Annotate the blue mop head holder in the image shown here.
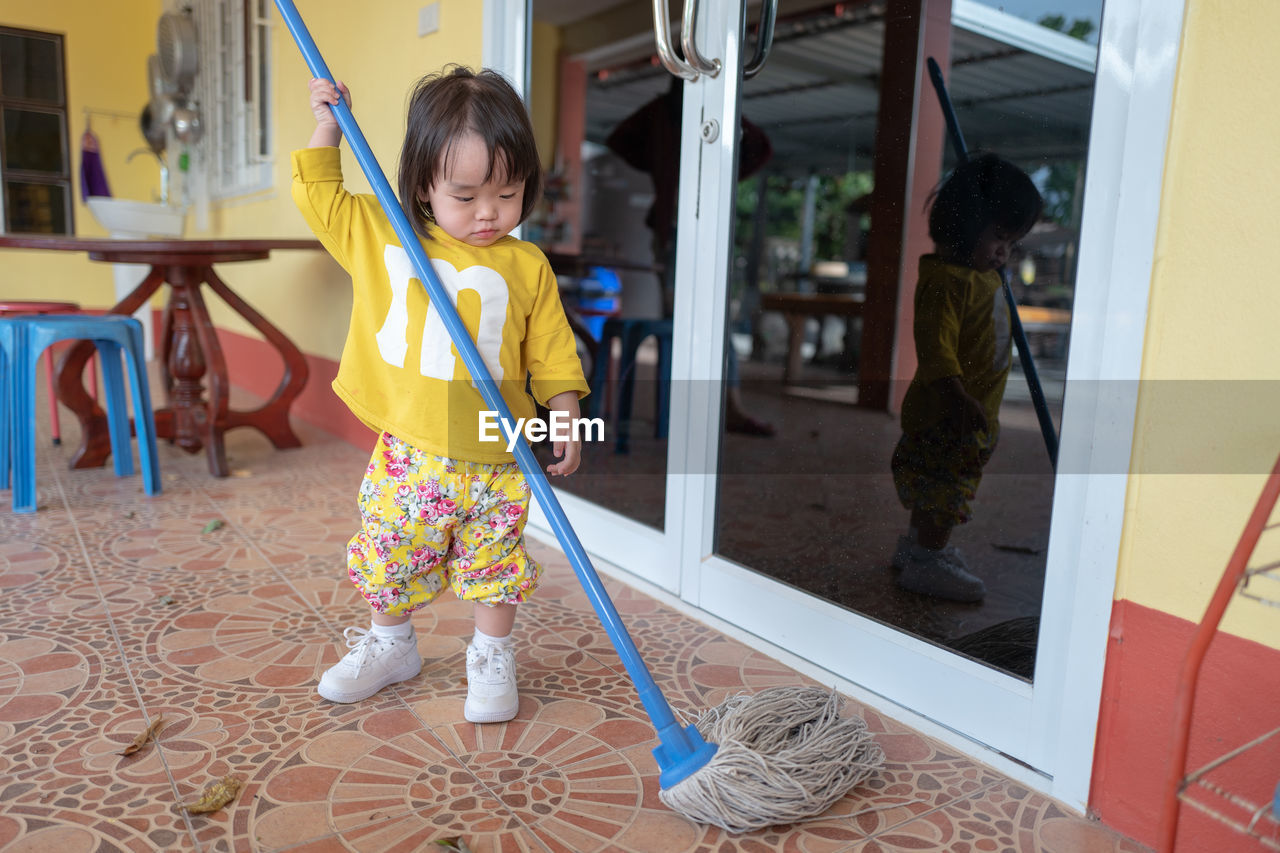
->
[272,0,716,789]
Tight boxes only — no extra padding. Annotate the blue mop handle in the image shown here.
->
[926,58,1059,469]
[273,0,715,787]
[926,58,969,166]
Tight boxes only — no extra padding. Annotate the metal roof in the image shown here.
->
[583,1,1097,175]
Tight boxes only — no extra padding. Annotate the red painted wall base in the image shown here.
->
[1092,598,1280,852]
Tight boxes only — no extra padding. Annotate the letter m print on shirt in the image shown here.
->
[375,245,509,382]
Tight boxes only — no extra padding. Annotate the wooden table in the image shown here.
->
[761,292,865,384]
[0,236,322,477]
[1015,304,1072,359]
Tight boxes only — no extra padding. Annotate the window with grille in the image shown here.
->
[190,0,272,200]
[0,26,71,234]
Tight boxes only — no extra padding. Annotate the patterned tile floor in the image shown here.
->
[0,408,1150,852]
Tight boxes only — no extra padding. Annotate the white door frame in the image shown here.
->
[1030,0,1188,804]
[482,0,530,98]
[527,0,1186,811]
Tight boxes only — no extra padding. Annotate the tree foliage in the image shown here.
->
[735,171,874,263]
[1038,14,1097,42]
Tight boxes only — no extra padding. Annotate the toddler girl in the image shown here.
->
[293,67,589,721]
[891,153,1042,603]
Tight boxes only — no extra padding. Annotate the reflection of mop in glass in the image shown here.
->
[927,57,1060,469]
[274,0,883,832]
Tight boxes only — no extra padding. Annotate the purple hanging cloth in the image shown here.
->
[80,126,112,200]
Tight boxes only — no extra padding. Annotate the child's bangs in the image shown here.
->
[469,111,538,185]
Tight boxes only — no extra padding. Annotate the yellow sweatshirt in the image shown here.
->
[291,147,588,463]
[900,254,1011,435]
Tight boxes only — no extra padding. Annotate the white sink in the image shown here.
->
[85,197,185,361]
[86,197,185,238]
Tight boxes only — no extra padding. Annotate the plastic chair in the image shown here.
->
[573,266,623,341]
[0,301,99,445]
[0,314,161,513]
[586,317,673,453]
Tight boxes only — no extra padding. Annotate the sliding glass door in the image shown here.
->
[531,0,1178,808]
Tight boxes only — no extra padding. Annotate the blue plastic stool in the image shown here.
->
[0,314,161,513]
[586,318,673,454]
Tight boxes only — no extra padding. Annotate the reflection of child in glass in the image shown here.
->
[605,77,777,436]
[294,68,588,720]
[891,154,1042,602]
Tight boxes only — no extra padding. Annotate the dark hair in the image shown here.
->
[927,153,1042,259]
[397,65,542,238]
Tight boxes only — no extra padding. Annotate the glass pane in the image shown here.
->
[526,68,675,531]
[713,2,1097,680]
[0,33,61,102]
[5,180,68,233]
[3,108,65,173]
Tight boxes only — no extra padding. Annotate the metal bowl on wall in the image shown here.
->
[171,100,204,145]
[139,103,167,155]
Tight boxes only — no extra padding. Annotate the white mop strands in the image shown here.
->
[659,685,886,833]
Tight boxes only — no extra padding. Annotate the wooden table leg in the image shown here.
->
[184,270,230,476]
[783,313,808,384]
[57,267,167,470]
[203,266,307,451]
[151,266,230,476]
[159,298,175,408]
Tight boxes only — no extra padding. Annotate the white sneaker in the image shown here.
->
[464,642,518,723]
[892,534,915,570]
[317,626,422,703]
[941,545,971,572]
[892,535,970,573]
[896,544,985,602]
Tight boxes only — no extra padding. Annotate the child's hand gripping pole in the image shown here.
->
[926,57,1059,469]
[272,0,717,788]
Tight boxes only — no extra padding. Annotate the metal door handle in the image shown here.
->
[681,0,722,77]
[743,0,777,79]
[652,0,699,79]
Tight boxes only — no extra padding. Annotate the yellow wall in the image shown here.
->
[1,0,162,305]
[1120,0,1280,647]
[529,19,561,172]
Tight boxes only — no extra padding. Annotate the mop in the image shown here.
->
[273,0,883,833]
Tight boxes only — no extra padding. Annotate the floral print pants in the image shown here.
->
[891,422,999,529]
[347,432,540,615]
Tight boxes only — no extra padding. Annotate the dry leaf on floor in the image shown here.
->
[231,469,252,478]
[118,715,164,756]
[201,519,225,534]
[180,775,242,814]
[433,839,475,853]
